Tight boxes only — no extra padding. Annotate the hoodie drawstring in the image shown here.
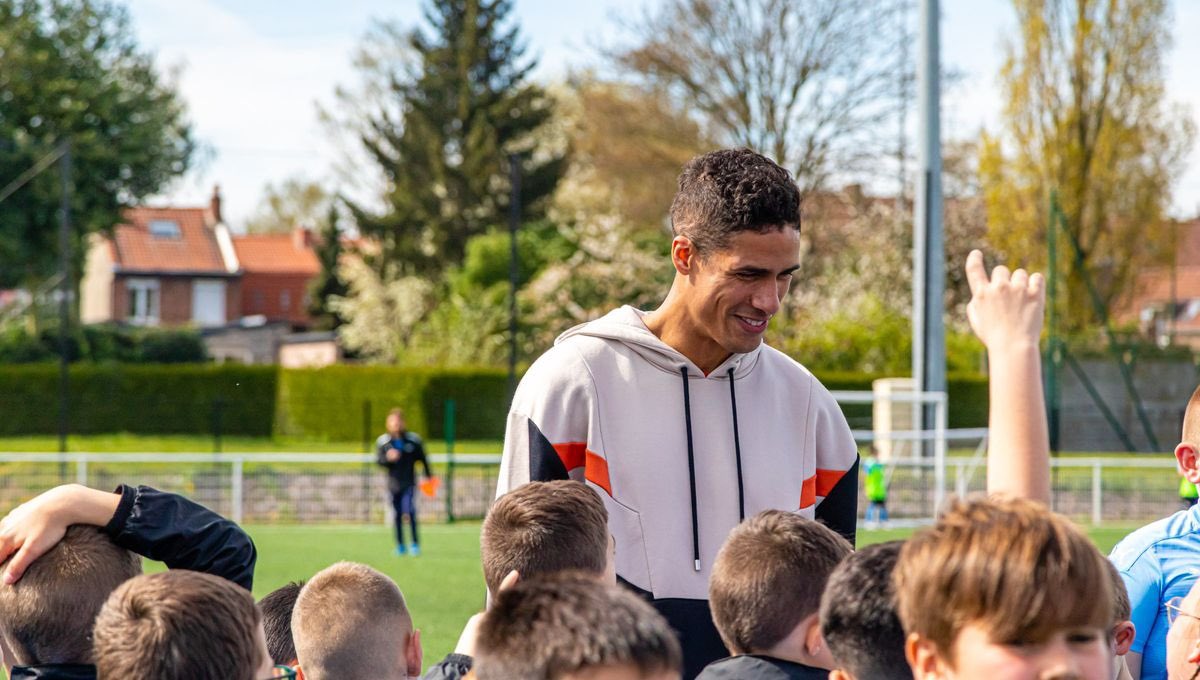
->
[679,366,702,572]
[680,365,748,573]
[727,367,746,522]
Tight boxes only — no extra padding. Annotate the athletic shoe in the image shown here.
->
[394,545,407,556]
[409,544,421,557]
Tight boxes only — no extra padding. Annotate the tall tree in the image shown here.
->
[344,0,565,277]
[0,0,195,289]
[307,204,349,330]
[610,0,907,192]
[979,0,1194,331]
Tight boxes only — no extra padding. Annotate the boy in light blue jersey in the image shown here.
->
[1109,384,1200,680]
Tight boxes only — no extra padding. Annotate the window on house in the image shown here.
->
[126,278,160,325]
[148,219,181,238]
[252,290,265,312]
[280,289,291,311]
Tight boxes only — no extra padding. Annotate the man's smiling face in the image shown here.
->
[681,227,800,367]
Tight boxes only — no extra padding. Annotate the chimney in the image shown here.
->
[209,184,223,224]
[293,226,313,251]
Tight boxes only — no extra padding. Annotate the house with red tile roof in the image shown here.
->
[81,186,326,333]
[233,228,321,328]
[80,187,240,327]
[1117,217,1200,348]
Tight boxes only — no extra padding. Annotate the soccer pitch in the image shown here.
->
[137,521,1143,673]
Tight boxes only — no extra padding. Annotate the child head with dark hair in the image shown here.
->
[0,525,141,668]
[93,570,272,680]
[819,540,910,680]
[700,510,852,678]
[895,496,1113,679]
[481,480,613,594]
[474,571,681,680]
[259,580,304,667]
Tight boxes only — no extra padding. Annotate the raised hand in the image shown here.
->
[964,249,1046,351]
[0,484,120,585]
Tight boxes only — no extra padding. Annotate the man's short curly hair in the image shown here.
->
[669,148,801,255]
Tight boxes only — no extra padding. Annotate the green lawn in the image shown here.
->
[134,521,1149,674]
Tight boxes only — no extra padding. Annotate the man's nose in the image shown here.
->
[751,280,782,316]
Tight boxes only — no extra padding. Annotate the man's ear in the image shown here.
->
[295,665,307,680]
[906,633,946,680]
[670,235,696,276]
[1177,443,1200,484]
[406,629,423,677]
[1112,621,1136,656]
[829,670,855,680]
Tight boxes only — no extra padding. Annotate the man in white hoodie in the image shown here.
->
[499,148,859,678]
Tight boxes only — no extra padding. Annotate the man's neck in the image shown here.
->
[643,287,730,375]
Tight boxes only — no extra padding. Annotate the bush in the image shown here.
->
[275,365,510,443]
[0,364,276,436]
[0,325,207,363]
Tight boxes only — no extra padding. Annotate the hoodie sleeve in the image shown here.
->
[808,384,860,546]
[104,484,257,590]
[498,343,596,496]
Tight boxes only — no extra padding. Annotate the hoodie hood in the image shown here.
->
[556,305,761,378]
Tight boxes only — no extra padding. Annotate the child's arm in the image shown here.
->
[0,483,257,589]
[964,249,1051,504]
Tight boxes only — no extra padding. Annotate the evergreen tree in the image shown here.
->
[345,0,565,277]
[307,205,349,330]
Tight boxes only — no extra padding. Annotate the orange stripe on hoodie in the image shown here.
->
[552,442,613,496]
[800,468,849,509]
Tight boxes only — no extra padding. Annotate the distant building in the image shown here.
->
[233,228,321,329]
[1117,218,1200,349]
[81,187,324,332]
[80,187,240,327]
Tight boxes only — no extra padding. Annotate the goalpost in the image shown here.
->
[831,389,952,520]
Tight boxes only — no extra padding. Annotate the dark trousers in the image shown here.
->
[391,485,419,546]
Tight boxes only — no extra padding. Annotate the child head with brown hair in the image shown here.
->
[93,570,272,680]
[474,571,681,680]
[702,510,852,677]
[291,562,420,680]
[481,480,613,594]
[895,496,1113,680]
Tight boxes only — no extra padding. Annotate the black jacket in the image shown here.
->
[8,485,257,680]
[376,431,432,491]
[8,665,96,679]
[420,653,473,680]
[695,655,830,680]
[105,484,258,590]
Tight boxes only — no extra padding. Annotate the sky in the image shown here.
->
[124,0,1200,229]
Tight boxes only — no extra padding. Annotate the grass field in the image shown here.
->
[134,521,1149,674]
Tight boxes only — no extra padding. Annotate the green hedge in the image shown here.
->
[0,364,276,436]
[275,365,510,442]
[813,371,988,430]
[0,363,987,440]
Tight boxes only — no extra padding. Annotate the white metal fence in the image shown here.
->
[0,450,1187,526]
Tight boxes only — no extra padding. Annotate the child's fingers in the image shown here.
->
[1029,272,1046,299]
[965,250,989,295]
[3,543,35,585]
